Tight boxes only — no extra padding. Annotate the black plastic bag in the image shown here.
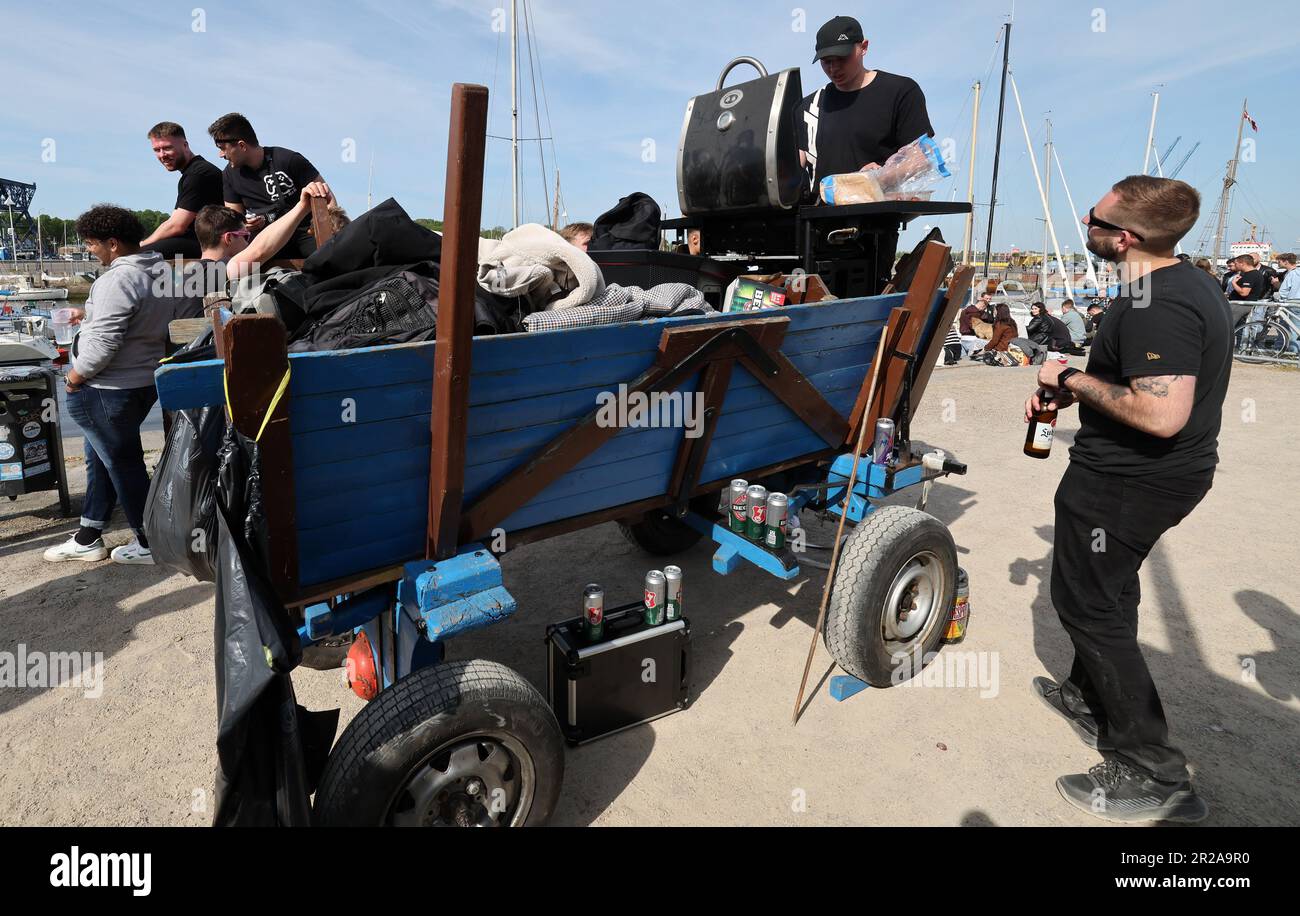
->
[143,405,224,581]
[211,422,337,826]
[303,197,441,283]
[589,192,661,251]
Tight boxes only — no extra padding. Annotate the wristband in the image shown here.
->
[1058,367,1083,390]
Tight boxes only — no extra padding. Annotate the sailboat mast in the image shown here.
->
[982,21,1010,278]
[367,151,374,211]
[1211,98,1247,267]
[961,80,981,265]
[510,0,520,228]
[1142,90,1160,175]
[1010,73,1072,301]
[1052,147,1100,290]
[1041,118,1051,295]
[552,169,561,229]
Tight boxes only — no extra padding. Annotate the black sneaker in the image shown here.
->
[1032,676,1115,751]
[1056,760,1209,823]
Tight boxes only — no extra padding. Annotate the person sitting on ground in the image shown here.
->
[1058,299,1088,352]
[559,222,594,251]
[1026,301,1072,352]
[1085,301,1106,341]
[208,112,325,261]
[972,302,1017,358]
[45,206,191,566]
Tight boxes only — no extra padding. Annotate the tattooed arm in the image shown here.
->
[1061,372,1196,438]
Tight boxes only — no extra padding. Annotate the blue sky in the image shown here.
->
[2,0,1297,256]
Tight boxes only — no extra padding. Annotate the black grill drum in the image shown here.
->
[677,58,804,215]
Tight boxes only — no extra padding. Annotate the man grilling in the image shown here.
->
[796,16,935,192]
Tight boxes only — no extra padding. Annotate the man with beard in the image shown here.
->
[139,122,224,259]
[1024,175,1231,823]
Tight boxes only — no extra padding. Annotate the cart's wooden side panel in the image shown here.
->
[154,293,906,588]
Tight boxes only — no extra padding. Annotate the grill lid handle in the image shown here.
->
[715,57,769,91]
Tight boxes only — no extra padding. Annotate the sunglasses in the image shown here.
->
[1086,207,1144,242]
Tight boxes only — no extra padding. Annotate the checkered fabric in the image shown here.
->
[522,282,716,332]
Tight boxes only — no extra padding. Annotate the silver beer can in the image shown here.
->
[663,565,683,621]
[644,569,667,626]
[871,418,896,466]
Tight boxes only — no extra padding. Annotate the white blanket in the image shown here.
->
[477,223,605,310]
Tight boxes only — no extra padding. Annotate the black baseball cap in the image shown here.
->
[813,15,865,61]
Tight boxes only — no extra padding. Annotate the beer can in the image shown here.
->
[721,478,747,515]
[943,567,970,644]
[871,418,896,466]
[664,565,683,621]
[746,484,768,540]
[644,569,666,626]
[764,492,788,549]
[729,479,750,534]
[583,583,604,643]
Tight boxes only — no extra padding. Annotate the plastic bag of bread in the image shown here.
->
[819,135,951,205]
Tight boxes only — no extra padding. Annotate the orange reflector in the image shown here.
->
[345,630,379,701]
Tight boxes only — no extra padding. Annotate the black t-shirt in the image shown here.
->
[1227,267,1263,300]
[795,70,934,186]
[1255,265,1278,299]
[174,155,224,240]
[221,145,320,256]
[1070,260,1233,478]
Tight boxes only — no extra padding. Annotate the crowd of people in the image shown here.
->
[44,115,341,567]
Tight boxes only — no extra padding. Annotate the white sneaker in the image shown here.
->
[44,535,109,563]
[110,542,155,565]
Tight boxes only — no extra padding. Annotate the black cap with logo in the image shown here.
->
[813,15,865,61]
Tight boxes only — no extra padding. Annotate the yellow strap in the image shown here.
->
[223,365,292,443]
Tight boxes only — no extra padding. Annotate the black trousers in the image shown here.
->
[1051,462,1213,783]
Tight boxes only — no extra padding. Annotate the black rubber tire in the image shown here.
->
[313,659,564,826]
[618,496,717,556]
[824,506,957,688]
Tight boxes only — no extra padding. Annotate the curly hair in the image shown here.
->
[75,205,145,245]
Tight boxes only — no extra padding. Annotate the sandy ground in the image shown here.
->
[1,358,1296,827]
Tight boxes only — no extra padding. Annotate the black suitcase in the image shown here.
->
[546,603,691,746]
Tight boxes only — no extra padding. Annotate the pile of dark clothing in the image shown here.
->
[241,198,527,352]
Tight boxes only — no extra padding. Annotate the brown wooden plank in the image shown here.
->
[657,315,789,366]
[309,195,335,247]
[667,358,733,499]
[287,564,406,609]
[738,347,849,447]
[462,318,789,541]
[427,83,489,560]
[221,314,299,598]
[845,306,910,448]
[865,241,951,434]
[500,447,838,551]
[909,265,974,413]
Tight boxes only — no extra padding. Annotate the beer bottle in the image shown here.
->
[1024,389,1058,459]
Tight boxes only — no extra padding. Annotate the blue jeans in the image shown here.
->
[64,385,157,537]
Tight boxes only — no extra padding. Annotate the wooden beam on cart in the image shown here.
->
[427,83,489,561]
[861,240,951,438]
[907,264,975,414]
[219,313,300,599]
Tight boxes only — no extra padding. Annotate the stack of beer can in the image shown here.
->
[720,479,789,550]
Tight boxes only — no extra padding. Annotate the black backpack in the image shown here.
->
[290,265,440,352]
[589,192,661,251]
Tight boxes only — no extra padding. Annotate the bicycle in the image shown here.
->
[1232,302,1300,364]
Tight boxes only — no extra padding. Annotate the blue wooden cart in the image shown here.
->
[154,84,973,826]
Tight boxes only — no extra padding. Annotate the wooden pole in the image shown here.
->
[427,83,489,560]
[792,308,902,724]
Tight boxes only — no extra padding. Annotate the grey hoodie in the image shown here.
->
[72,251,177,390]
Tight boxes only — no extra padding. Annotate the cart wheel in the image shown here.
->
[313,659,564,826]
[618,496,714,556]
[823,506,957,687]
